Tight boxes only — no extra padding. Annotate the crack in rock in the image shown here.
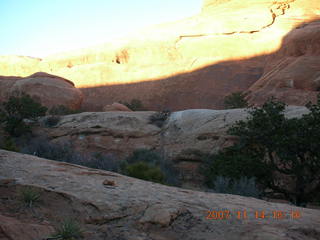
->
[175,0,294,45]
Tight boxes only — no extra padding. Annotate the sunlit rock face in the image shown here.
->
[0,72,83,110]
[247,20,320,106]
[0,0,319,110]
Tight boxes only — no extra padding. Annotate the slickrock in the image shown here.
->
[0,150,319,240]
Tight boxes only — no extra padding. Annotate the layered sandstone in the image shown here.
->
[1,150,320,240]
[35,106,309,187]
[0,0,319,110]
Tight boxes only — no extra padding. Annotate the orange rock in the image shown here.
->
[0,72,83,110]
[103,102,132,112]
[0,0,319,110]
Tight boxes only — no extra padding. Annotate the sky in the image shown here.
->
[0,0,202,58]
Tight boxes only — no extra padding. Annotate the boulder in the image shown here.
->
[103,102,132,112]
[0,214,54,240]
[0,72,83,110]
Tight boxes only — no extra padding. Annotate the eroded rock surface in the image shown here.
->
[35,106,309,187]
[0,150,319,240]
[0,0,319,111]
[0,72,83,109]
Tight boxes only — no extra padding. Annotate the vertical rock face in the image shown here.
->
[0,0,319,110]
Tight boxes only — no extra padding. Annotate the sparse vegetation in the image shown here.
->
[223,91,249,109]
[120,99,145,111]
[0,93,47,136]
[44,115,61,127]
[208,176,261,198]
[205,96,320,206]
[21,137,121,172]
[19,187,40,208]
[124,161,165,183]
[49,105,82,115]
[148,110,171,128]
[0,136,19,152]
[121,149,179,185]
[51,219,82,240]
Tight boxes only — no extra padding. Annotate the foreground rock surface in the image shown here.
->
[1,0,319,110]
[0,150,319,240]
[36,106,309,187]
[0,72,83,109]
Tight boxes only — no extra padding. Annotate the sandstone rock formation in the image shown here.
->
[35,106,309,187]
[103,102,132,112]
[0,214,54,240]
[0,150,320,240]
[0,0,319,111]
[0,72,83,110]
[247,19,320,105]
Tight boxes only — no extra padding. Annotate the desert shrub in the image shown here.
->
[51,219,82,240]
[121,149,179,185]
[0,93,47,136]
[125,149,162,165]
[19,187,40,208]
[84,152,120,172]
[205,96,320,206]
[224,91,249,109]
[124,161,165,183]
[148,110,171,128]
[21,137,74,162]
[49,105,82,115]
[120,99,145,111]
[0,136,19,152]
[21,137,121,173]
[208,176,261,198]
[43,115,61,127]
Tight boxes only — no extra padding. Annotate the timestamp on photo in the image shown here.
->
[205,209,301,220]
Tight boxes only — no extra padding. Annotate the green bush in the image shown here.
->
[0,93,47,136]
[0,136,19,152]
[205,96,320,206]
[224,91,249,109]
[124,161,165,183]
[49,105,82,115]
[121,149,179,185]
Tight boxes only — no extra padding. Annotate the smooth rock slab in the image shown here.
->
[0,150,319,240]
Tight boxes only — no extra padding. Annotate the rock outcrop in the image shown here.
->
[0,150,320,240]
[0,0,319,111]
[0,72,83,109]
[247,20,320,105]
[35,106,309,187]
